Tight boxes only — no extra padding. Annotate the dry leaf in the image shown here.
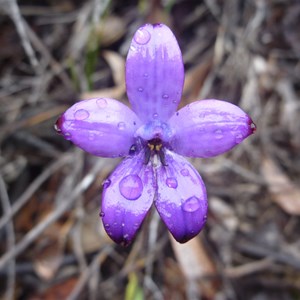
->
[33,220,72,280]
[170,235,217,298]
[262,156,300,215]
[95,15,126,46]
[81,50,126,100]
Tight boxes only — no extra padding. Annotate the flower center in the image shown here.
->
[144,138,167,166]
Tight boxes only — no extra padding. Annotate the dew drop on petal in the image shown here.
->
[143,73,149,78]
[102,179,111,189]
[118,122,126,130]
[162,94,169,99]
[119,174,143,200]
[153,113,158,119]
[250,122,257,133]
[235,133,243,144]
[96,98,107,108]
[64,132,72,140]
[134,28,151,45]
[138,87,143,92]
[214,129,223,140]
[182,196,201,213]
[99,211,105,218]
[180,168,189,176]
[54,123,62,134]
[166,177,178,189]
[74,109,89,120]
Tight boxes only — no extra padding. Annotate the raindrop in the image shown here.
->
[250,122,256,132]
[119,174,143,200]
[134,28,151,45]
[96,98,107,108]
[143,73,149,78]
[153,113,158,119]
[166,177,178,189]
[162,94,169,99]
[99,211,105,218]
[214,129,223,140]
[182,196,201,213]
[118,122,126,130]
[64,132,72,140]
[74,109,89,120]
[129,144,137,155]
[235,133,243,144]
[180,168,189,176]
[104,223,110,228]
[138,87,143,92]
[54,122,62,134]
[88,133,95,141]
[102,179,111,189]
[199,112,207,118]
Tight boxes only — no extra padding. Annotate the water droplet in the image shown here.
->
[162,94,169,99]
[250,122,256,133]
[88,133,95,140]
[214,129,223,140]
[99,211,105,218]
[104,223,110,228]
[102,179,111,189]
[138,87,143,92]
[64,132,72,140]
[180,168,189,176]
[119,174,143,200]
[129,144,137,155]
[153,113,158,119]
[54,123,61,134]
[118,122,126,130]
[96,98,107,108]
[134,28,151,45]
[130,44,137,52]
[235,133,243,144]
[166,177,178,189]
[199,112,207,118]
[182,196,201,213]
[74,109,89,120]
[143,73,149,78]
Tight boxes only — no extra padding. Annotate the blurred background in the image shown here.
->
[1,0,300,299]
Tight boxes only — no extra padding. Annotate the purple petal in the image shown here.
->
[126,23,184,122]
[154,150,208,243]
[169,99,256,158]
[55,98,141,157]
[101,149,155,246]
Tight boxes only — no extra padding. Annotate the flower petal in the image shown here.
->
[169,99,256,158]
[154,150,208,243]
[101,149,155,246]
[126,23,184,122]
[55,98,142,157]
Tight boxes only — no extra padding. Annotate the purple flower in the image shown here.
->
[55,24,256,246]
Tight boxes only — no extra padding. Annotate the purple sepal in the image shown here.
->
[101,149,155,246]
[154,149,208,243]
[126,23,184,123]
[169,99,256,158]
[55,98,141,158]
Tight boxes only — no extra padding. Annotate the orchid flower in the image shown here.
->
[55,24,256,246]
